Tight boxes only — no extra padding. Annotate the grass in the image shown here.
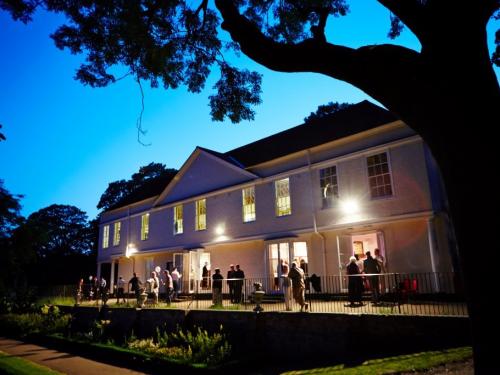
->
[36,296,75,306]
[281,347,472,375]
[0,351,62,375]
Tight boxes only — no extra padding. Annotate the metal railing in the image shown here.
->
[40,272,468,316]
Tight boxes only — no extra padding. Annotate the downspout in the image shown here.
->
[306,150,327,277]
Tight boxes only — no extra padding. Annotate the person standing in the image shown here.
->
[163,270,173,305]
[128,272,142,305]
[151,271,160,305]
[234,264,245,304]
[116,276,126,304]
[374,248,387,293]
[201,262,209,289]
[346,256,364,306]
[288,262,308,312]
[363,251,381,303]
[171,267,181,299]
[212,268,224,306]
[281,260,292,311]
[99,276,108,305]
[227,264,236,303]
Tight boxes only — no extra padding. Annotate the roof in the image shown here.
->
[223,100,398,167]
[103,100,398,213]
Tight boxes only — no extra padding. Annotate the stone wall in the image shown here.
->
[61,306,471,361]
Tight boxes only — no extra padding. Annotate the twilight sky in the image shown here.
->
[1,2,498,221]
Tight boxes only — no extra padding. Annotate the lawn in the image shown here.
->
[0,351,62,375]
[281,347,472,375]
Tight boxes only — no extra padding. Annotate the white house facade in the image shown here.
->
[97,101,456,293]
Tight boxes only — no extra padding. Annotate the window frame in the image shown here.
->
[319,165,339,209]
[173,204,183,235]
[242,186,256,222]
[274,178,292,217]
[113,222,121,246]
[141,213,150,241]
[195,199,207,231]
[365,151,395,199]
[102,225,109,249]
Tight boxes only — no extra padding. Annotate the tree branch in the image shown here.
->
[215,0,421,110]
[377,0,427,41]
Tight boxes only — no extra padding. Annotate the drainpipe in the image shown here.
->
[306,150,327,277]
[427,215,440,292]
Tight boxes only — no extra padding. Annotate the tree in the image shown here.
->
[2,1,499,371]
[0,180,23,239]
[26,204,92,257]
[304,102,352,123]
[97,162,178,212]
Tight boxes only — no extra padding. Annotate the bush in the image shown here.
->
[0,305,71,337]
[126,325,231,366]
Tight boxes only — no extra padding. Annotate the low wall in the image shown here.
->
[60,306,471,362]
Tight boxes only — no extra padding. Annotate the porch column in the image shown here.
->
[97,262,102,280]
[427,217,440,292]
[110,259,115,293]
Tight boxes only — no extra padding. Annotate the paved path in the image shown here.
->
[0,338,147,375]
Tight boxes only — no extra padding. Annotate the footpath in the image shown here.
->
[0,338,146,375]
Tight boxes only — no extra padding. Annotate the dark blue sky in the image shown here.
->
[1,2,498,221]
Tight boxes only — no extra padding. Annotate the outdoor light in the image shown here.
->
[126,243,137,258]
[340,198,360,215]
[215,225,225,236]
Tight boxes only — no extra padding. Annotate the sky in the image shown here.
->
[1,1,499,221]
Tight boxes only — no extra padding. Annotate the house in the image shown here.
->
[97,101,456,293]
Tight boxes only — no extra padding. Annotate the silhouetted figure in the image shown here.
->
[212,268,224,306]
[129,272,142,305]
[201,262,209,289]
[234,264,245,303]
[346,256,364,306]
[227,264,236,303]
[309,274,322,293]
[288,262,308,312]
[363,251,381,303]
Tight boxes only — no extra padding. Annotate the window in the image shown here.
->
[319,166,339,208]
[102,225,109,249]
[173,205,183,234]
[275,178,291,216]
[367,152,393,198]
[195,199,206,231]
[113,222,121,246]
[141,213,150,240]
[242,187,256,222]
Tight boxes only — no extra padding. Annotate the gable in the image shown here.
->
[155,148,258,206]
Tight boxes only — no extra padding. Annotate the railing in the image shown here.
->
[40,272,468,316]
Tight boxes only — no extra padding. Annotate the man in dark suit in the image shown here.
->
[363,251,381,303]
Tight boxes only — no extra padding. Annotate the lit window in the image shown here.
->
[102,225,109,249]
[275,178,291,216]
[141,213,150,240]
[367,152,393,198]
[242,187,256,222]
[320,166,339,208]
[113,222,121,246]
[173,205,183,234]
[195,199,206,231]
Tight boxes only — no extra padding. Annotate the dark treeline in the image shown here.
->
[0,163,177,294]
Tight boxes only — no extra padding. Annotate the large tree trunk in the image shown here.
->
[215,1,499,372]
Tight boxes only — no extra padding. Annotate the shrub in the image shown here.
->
[126,325,231,366]
[0,305,71,337]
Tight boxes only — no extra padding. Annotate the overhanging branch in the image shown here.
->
[215,0,421,107]
[377,0,427,41]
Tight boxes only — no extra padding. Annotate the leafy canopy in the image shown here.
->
[97,162,178,212]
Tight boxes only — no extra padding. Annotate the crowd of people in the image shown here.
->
[346,248,387,307]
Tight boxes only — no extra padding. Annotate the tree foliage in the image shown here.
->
[97,162,178,212]
[24,204,92,257]
[304,101,352,123]
[0,180,23,239]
